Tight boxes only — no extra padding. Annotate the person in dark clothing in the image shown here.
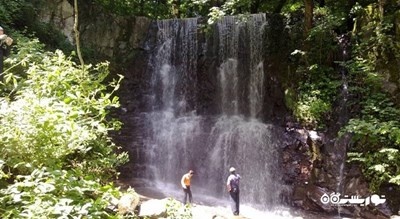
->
[0,26,13,75]
[226,167,241,215]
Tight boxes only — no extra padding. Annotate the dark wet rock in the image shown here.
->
[292,185,335,213]
[283,128,393,218]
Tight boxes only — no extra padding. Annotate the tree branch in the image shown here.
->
[74,0,84,67]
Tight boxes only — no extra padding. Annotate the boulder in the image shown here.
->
[139,198,169,218]
[118,192,140,215]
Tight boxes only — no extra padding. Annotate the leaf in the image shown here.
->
[389,175,400,185]
[369,164,387,173]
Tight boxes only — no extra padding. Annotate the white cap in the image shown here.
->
[229,167,236,172]
[0,26,3,30]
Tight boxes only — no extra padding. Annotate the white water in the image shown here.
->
[137,179,297,219]
[248,15,266,118]
[336,34,351,217]
[142,15,290,216]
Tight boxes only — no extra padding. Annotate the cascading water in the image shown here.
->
[141,14,289,215]
[335,33,352,217]
[206,14,284,207]
[217,16,240,115]
[145,18,201,183]
[248,15,266,118]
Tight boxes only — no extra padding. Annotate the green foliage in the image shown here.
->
[92,0,309,23]
[353,3,400,70]
[165,198,192,219]
[281,1,303,13]
[289,62,341,128]
[207,6,226,24]
[0,0,36,28]
[93,0,170,19]
[93,0,215,19]
[220,0,252,14]
[282,0,400,203]
[0,167,137,219]
[1,31,46,88]
[0,160,11,186]
[287,6,346,128]
[341,2,400,192]
[0,0,72,53]
[343,92,400,190]
[0,34,130,218]
[30,22,74,52]
[206,0,253,24]
[1,48,128,179]
[308,7,345,64]
[347,146,400,191]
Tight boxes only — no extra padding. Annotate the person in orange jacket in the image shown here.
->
[181,170,194,204]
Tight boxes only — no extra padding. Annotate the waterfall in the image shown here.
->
[219,58,239,115]
[217,16,241,115]
[141,14,287,212]
[217,14,266,117]
[335,34,352,195]
[335,34,352,217]
[209,14,284,207]
[206,116,283,206]
[145,18,200,182]
[248,14,266,118]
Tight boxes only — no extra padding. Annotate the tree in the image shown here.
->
[74,0,84,66]
[304,0,313,38]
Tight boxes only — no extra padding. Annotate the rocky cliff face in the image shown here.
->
[39,0,75,42]
[38,0,152,67]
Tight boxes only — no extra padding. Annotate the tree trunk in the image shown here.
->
[74,0,84,66]
[379,0,385,17]
[304,0,314,39]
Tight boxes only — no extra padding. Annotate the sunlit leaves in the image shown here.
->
[289,64,340,128]
[337,1,400,192]
[165,198,192,219]
[0,168,136,219]
[0,46,128,177]
[370,164,388,173]
[0,35,131,218]
[207,7,226,24]
[389,175,400,185]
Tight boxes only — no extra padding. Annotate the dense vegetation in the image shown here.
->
[0,1,134,218]
[341,1,400,193]
[1,0,400,216]
[0,33,135,217]
[288,0,400,205]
